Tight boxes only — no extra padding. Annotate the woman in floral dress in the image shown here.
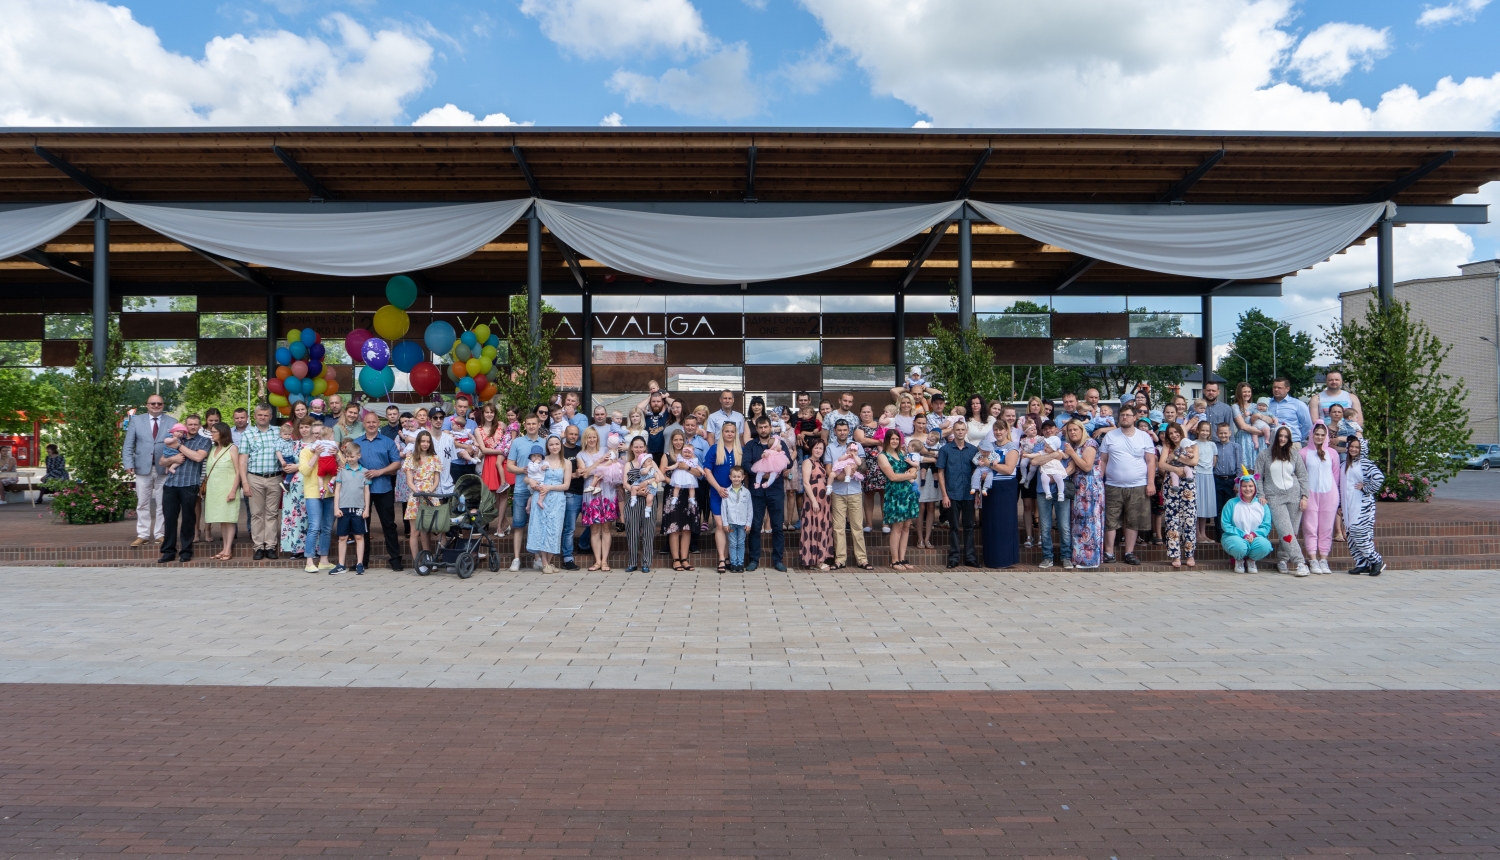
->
[798,439,832,570]
[279,417,313,555]
[1064,419,1104,569]
[576,426,619,571]
[1157,422,1199,567]
[403,430,443,557]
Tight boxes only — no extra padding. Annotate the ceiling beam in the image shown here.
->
[897,147,993,288]
[743,144,757,203]
[953,146,993,200]
[510,144,542,196]
[1052,258,1099,292]
[15,248,91,284]
[1360,149,1457,203]
[1155,148,1225,202]
[272,145,335,201]
[186,245,273,290]
[31,145,115,198]
[554,238,587,289]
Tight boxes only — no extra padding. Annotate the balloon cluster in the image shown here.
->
[266,328,337,416]
[415,318,500,401]
[345,276,419,399]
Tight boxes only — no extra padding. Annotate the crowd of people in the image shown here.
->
[113,369,1386,576]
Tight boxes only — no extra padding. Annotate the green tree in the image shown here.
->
[1321,300,1468,501]
[1220,308,1317,396]
[121,376,181,411]
[178,365,255,421]
[917,315,1002,405]
[0,368,64,433]
[51,323,137,523]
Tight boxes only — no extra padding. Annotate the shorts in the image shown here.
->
[336,509,367,537]
[1104,484,1151,532]
[512,483,531,529]
[416,499,452,534]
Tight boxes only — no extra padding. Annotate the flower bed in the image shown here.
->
[47,481,136,524]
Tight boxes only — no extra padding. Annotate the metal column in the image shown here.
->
[91,213,108,381]
[893,292,906,383]
[1199,294,1214,388]
[580,291,593,410]
[266,293,280,384]
[1377,215,1394,309]
[957,211,973,331]
[527,212,542,399]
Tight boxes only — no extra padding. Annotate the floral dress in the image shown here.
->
[525,466,567,554]
[279,439,308,555]
[1069,439,1104,568]
[858,424,887,492]
[1161,444,1197,561]
[880,452,919,525]
[799,461,832,568]
[403,453,443,520]
[578,450,619,525]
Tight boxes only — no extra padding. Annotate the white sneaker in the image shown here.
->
[1233,559,1245,574]
[1294,562,1310,577]
[1247,560,1258,573]
[509,558,521,571]
[882,526,891,534]
[863,526,872,533]
[1277,560,1289,574]
[532,557,544,570]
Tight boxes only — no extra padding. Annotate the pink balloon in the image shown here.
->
[344,329,373,360]
[291,360,309,380]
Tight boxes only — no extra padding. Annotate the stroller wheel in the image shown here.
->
[415,550,435,576]
[455,552,476,579]
[487,550,500,572]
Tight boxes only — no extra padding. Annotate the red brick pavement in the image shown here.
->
[2,686,1498,858]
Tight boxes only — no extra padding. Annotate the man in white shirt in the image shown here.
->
[703,389,746,440]
[822,391,859,443]
[427,408,459,495]
[1098,404,1156,565]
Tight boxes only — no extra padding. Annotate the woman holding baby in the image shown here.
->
[660,428,703,571]
[874,430,920,570]
[978,422,1022,569]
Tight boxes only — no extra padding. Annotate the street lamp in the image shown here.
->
[1481,336,1500,445]
[1253,321,1289,379]
[1233,354,1249,383]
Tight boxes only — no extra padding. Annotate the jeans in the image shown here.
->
[304,496,335,559]
[561,493,582,562]
[727,525,747,566]
[747,487,784,565]
[1037,488,1072,562]
[159,484,198,558]
[512,482,532,528]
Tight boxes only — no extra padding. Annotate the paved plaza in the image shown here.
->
[1,565,1496,690]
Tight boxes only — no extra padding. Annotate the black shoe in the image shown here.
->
[178,554,192,564]
[157,554,175,564]
[1348,563,1369,575]
[745,561,759,572]
[774,562,786,572]
[1367,562,1383,576]
[1103,552,1117,564]
[265,549,278,560]
[964,558,980,568]
[562,560,580,571]
[1122,553,1141,565]
[641,564,650,573]
[626,565,638,572]
[252,548,265,561]
[947,560,960,569]
[390,560,404,572]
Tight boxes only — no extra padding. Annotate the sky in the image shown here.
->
[4,0,1500,357]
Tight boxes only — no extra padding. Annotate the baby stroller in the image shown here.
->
[414,473,500,579]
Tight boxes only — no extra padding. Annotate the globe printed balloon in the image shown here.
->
[361,336,390,371]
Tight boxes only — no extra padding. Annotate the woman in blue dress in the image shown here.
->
[978,425,1021,569]
[702,422,742,573]
[525,435,573,573]
[1230,381,1266,469]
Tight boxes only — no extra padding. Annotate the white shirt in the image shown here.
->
[704,409,746,440]
[825,409,857,437]
[964,418,996,446]
[432,431,458,494]
[1100,428,1153,488]
[890,414,915,436]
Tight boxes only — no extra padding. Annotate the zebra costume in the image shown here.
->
[1341,453,1385,574]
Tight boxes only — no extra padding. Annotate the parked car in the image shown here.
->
[1451,444,1500,470]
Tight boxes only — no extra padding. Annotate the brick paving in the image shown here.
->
[1,685,1496,858]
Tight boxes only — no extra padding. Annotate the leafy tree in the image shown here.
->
[178,365,255,421]
[1035,365,1193,403]
[917,315,1002,406]
[1220,308,1317,396]
[121,376,181,411]
[0,368,63,434]
[52,323,136,523]
[1321,300,1468,501]
[493,311,559,413]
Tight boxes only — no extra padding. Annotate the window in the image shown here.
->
[199,312,267,338]
[903,338,933,365]
[1128,313,1200,338]
[668,365,742,391]
[1053,339,1128,366]
[591,339,665,364]
[45,315,95,339]
[822,365,895,390]
[126,340,197,366]
[744,339,820,365]
[977,313,1050,338]
[123,296,196,312]
[0,342,41,366]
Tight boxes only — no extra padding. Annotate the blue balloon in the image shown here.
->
[289,340,307,361]
[300,328,318,345]
[305,359,322,379]
[358,365,389,397]
[424,320,456,355]
[392,340,424,373]
[381,365,395,392]
[361,336,390,371]
[457,376,476,395]
[486,334,500,349]
[286,376,303,396]
[275,346,292,367]
[288,392,305,404]
[308,343,325,361]
[460,330,478,349]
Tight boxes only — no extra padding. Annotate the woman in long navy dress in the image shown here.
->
[979,426,1022,569]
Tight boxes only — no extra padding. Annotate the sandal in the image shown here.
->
[859,563,875,571]
[588,563,602,572]
[818,563,830,571]
[717,559,727,573]
[830,563,847,571]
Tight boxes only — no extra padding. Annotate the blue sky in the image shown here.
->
[4,0,1500,350]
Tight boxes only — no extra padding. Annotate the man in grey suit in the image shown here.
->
[121,393,175,547]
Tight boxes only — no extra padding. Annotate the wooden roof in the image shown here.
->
[3,128,1498,296]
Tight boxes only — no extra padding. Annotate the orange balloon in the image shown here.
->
[324,379,340,396]
[480,384,497,402]
[278,405,292,416]
[452,360,469,379]
[275,366,292,381]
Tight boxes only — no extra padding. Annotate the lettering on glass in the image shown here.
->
[592,314,719,338]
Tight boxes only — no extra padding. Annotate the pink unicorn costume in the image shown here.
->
[1299,424,1341,560]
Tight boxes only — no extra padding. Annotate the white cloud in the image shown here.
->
[608,44,761,119]
[798,0,1500,130]
[776,46,842,94]
[0,1,434,126]
[912,119,933,128]
[599,111,625,126]
[1288,22,1389,87]
[411,103,530,125]
[1418,0,1491,27]
[518,0,711,60]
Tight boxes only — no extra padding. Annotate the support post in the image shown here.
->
[894,292,906,383]
[527,212,542,397]
[957,212,973,332]
[581,291,593,410]
[1377,215,1394,309]
[91,213,108,382]
[266,293,280,383]
[1199,294,1214,390]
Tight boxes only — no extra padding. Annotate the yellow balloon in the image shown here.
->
[267,393,289,407]
[477,355,493,375]
[480,345,497,360]
[472,324,491,344]
[373,305,410,341]
[465,357,482,377]
[312,377,328,396]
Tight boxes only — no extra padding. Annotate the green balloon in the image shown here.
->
[454,343,472,362]
[386,275,418,310]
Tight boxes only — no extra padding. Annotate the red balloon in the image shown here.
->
[472,373,488,390]
[267,377,286,396]
[409,361,441,397]
[344,328,373,360]
[291,360,309,379]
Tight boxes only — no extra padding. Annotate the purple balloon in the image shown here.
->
[305,359,322,379]
[308,342,325,361]
[360,336,390,371]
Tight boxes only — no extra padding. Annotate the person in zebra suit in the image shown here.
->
[1341,437,1385,576]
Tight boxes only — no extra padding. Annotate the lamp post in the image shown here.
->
[1233,354,1249,383]
[1482,336,1500,445]
[1253,321,1289,379]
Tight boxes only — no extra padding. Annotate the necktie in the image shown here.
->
[152,416,159,440]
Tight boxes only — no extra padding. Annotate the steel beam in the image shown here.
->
[16,248,90,284]
[553,238,587,289]
[32,146,115,198]
[898,148,995,288]
[266,292,280,382]
[92,215,109,381]
[893,292,906,382]
[1200,294,1214,384]
[743,145,757,203]
[186,245,273,290]
[953,147,993,200]
[957,215,973,330]
[527,214,542,389]
[1052,257,1099,292]
[1362,150,1456,203]
[272,145,335,201]
[1377,215,1394,308]
[511,145,542,197]
[581,291,593,407]
[1157,149,1225,202]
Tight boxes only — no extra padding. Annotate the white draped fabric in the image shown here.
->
[104,199,536,278]
[535,199,964,285]
[0,200,97,261]
[968,200,1391,280]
